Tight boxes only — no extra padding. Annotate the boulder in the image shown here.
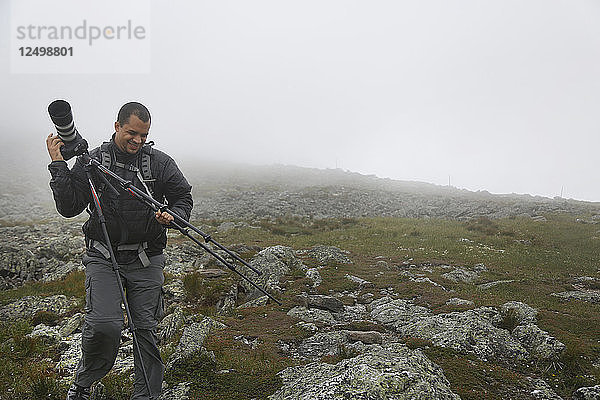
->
[56,333,83,383]
[58,313,84,337]
[500,301,538,326]
[298,245,352,265]
[370,298,529,364]
[295,331,349,359]
[345,330,382,345]
[237,295,269,309]
[287,306,335,325]
[442,267,480,283]
[239,246,305,297]
[299,294,344,313]
[0,294,77,320]
[269,343,460,400]
[446,298,474,307]
[369,297,431,329]
[512,324,565,361]
[477,280,515,290]
[159,382,192,400]
[166,316,225,370]
[305,268,322,287]
[27,323,61,343]
[345,274,374,289]
[157,308,186,343]
[551,290,600,304]
[573,385,600,399]
[527,377,563,399]
[400,307,528,363]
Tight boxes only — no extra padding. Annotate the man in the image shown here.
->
[46,102,193,400]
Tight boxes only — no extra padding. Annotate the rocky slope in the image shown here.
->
[1,163,599,224]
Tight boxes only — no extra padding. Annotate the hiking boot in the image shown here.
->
[65,383,90,400]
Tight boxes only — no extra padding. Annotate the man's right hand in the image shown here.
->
[46,133,64,161]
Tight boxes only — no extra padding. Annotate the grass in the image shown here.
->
[1,213,599,398]
[0,270,86,306]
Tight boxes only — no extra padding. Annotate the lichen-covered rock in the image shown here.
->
[40,261,81,282]
[403,308,528,363]
[295,331,349,359]
[159,382,192,400]
[27,323,61,343]
[269,343,460,400]
[0,247,39,282]
[239,246,305,297]
[287,306,335,325]
[572,384,600,399]
[56,333,82,382]
[527,377,563,399]
[166,316,225,370]
[216,284,238,315]
[162,278,186,305]
[157,308,186,343]
[512,324,565,361]
[551,290,600,304]
[58,313,84,337]
[335,304,368,323]
[297,245,352,265]
[369,297,431,329]
[237,295,269,308]
[0,294,77,320]
[374,302,529,364]
[446,298,474,307]
[501,301,538,325]
[477,280,515,290]
[112,341,134,374]
[346,330,383,345]
[345,274,374,288]
[299,294,344,313]
[305,268,322,287]
[441,267,480,283]
[293,330,383,360]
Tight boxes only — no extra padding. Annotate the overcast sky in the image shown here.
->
[1,0,599,201]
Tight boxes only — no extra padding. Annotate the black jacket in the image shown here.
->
[48,139,193,256]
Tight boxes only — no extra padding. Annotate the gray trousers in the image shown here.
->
[74,253,165,399]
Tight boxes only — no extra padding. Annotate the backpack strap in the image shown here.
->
[99,141,155,197]
[140,143,154,184]
[140,142,155,197]
[100,142,112,170]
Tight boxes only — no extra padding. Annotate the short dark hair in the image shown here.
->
[117,102,151,126]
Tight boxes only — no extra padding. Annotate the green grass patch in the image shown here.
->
[0,270,85,306]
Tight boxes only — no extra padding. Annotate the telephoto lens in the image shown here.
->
[48,100,88,160]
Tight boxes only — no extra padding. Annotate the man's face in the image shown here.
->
[114,114,150,154]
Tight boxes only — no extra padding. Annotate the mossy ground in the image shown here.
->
[1,213,598,399]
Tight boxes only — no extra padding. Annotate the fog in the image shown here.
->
[1,0,599,201]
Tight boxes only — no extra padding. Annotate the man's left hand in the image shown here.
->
[155,210,174,225]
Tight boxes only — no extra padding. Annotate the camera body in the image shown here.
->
[48,100,88,161]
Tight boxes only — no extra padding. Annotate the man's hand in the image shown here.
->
[46,133,64,161]
[155,210,174,225]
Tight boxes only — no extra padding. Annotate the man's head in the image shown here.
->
[114,102,151,154]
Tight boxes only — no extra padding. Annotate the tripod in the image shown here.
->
[80,152,280,399]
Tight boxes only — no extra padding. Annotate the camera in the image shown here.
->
[48,100,88,160]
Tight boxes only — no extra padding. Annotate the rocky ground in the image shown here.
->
[1,164,599,399]
[1,222,600,398]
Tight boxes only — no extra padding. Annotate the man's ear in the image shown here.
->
[114,121,120,132]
